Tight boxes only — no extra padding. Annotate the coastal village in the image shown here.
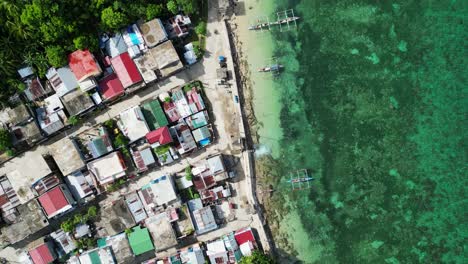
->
[0,1,271,263]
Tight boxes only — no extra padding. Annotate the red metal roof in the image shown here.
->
[98,73,125,101]
[29,243,54,264]
[234,227,256,246]
[68,50,101,81]
[38,186,70,217]
[146,126,173,145]
[111,52,143,88]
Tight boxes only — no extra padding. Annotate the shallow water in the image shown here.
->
[243,0,467,263]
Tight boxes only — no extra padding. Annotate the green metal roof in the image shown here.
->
[128,226,154,255]
[141,100,169,131]
[89,251,102,264]
[97,238,107,248]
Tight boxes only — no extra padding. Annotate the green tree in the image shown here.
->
[114,134,129,148]
[192,41,203,58]
[73,35,98,51]
[60,219,74,233]
[68,116,80,125]
[185,165,193,181]
[177,0,196,14]
[0,129,13,152]
[87,206,97,219]
[167,0,178,15]
[45,45,67,67]
[101,7,128,30]
[239,251,275,264]
[146,4,164,20]
[195,21,206,36]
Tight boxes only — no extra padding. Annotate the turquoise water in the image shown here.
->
[247,0,468,263]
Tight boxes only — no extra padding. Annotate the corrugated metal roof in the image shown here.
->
[111,52,143,88]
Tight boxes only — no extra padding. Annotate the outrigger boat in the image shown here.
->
[288,169,314,190]
[249,16,300,30]
[258,64,284,72]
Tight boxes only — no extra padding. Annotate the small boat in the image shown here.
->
[287,177,314,183]
[258,64,284,72]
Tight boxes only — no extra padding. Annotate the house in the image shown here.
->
[78,246,115,264]
[37,184,74,218]
[131,143,157,173]
[87,151,127,186]
[98,73,125,101]
[105,33,128,58]
[0,149,53,204]
[141,99,169,130]
[111,52,143,89]
[128,226,155,256]
[134,51,159,83]
[32,174,60,196]
[179,244,205,264]
[187,198,218,235]
[45,67,79,96]
[48,138,85,176]
[75,125,113,160]
[1,104,43,146]
[75,223,91,239]
[61,88,95,116]
[42,94,66,132]
[50,229,76,255]
[0,200,49,245]
[186,87,205,113]
[138,174,178,215]
[146,126,172,147]
[206,240,229,264]
[191,164,216,191]
[125,192,148,223]
[167,15,192,38]
[163,101,181,123]
[140,19,168,48]
[183,43,197,65]
[222,232,242,263]
[18,66,34,79]
[24,77,52,102]
[97,233,136,264]
[117,106,150,143]
[28,238,57,264]
[145,213,178,252]
[192,125,212,147]
[0,176,21,222]
[172,88,192,118]
[201,185,231,202]
[185,111,209,130]
[234,227,257,256]
[206,154,228,181]
[148,41,183,77]
[68,50,102,82]
[169,123,197,155]
[78,76,99,92]
[64,171,95,201]
[96,198,135,237]
[122,24,144,52]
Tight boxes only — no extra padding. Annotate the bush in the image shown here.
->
[114,134,129,147]
[146,4,164,20]
[0,129,13,152]
[167,0,178,14]
[239,251,275,264]
[73,35,98,52]
[87,206,97,219]
[195,21,207,36]
[68,115,80,125]
[192,41,203,59]
[185,166,193,181]
[45,46,67,67]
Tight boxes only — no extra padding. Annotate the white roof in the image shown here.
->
[192,126,211,142]
[18,66,34,79]
[239,241,254,256]
[105,33,128,58]
[184,50,197,65]
[46,67,79,96]
[141,174,177,206]
[44,94,64,113]
[65,171,94,200]
[207,240,226,255]
[79,247,115,264]
[207,155,225,175]
[0,147,52,204]
[79,77,98,92]
[176,176,193,189]
[50,229,76,254]
[117,106,150,142]
[180,246,205,264]
[48,138,85,176]
[87,151,126,185]
[125,192,147,223]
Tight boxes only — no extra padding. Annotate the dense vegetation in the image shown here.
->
[0,0,200,104]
